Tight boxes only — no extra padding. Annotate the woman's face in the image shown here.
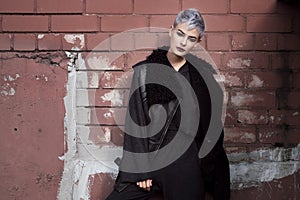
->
[169,23,200,57]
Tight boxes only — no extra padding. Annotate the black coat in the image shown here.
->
[115,47,229,194]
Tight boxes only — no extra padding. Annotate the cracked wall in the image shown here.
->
[0,0,300,200]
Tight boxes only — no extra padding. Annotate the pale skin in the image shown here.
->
[136,22,201,191]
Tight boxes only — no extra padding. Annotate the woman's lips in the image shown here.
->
[176,47,185,52]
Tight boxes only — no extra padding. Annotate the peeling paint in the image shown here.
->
[87,55,118,70]
[1,74,20,96]
[35,74,48,81]
[64,34,85,50]
[231,91,262,107]
[103,112,112,119]
[101,90,123,106]
[292,112,299,116]
[104,127,111,143]
[249,75,264,87]
[38,34,45,39]
[229,145,300,190]
[227,58,251,68]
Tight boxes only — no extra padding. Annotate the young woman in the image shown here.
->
[106,8,230,200]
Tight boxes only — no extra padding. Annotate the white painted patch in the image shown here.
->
[87,55,118,70]
[104,127,111,143]
[292,112,299,116]
[38,34,45,39]
[64,34,85,50]
[103,111,112,119]
[225,74,241,87]
[231,91,256,107]
[1,74,20,96]
[104,72,112,81]
[101,90,123,106]
[229,145,300,189]
[249,75,264,87]
[227,58,251,68]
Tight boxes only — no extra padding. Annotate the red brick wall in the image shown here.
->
[0,0,299,199]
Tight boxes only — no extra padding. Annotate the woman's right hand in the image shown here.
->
[136,179,152,191]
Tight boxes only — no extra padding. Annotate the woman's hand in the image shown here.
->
[136,179,152,191]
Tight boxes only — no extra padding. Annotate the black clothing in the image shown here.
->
[106,47,230,200]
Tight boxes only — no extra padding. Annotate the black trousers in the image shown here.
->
[106,143,230,200]
[106,142,204,200]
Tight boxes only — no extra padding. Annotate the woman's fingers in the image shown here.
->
[136,179,152,191]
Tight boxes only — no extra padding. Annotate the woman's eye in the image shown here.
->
[176,32,184,37]
[189,38,197,43]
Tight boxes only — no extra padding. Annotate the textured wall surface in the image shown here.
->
[0,0,299,199]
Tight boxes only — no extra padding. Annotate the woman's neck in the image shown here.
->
[166,51,186,71]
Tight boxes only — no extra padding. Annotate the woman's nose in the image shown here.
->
[180,37,188,46]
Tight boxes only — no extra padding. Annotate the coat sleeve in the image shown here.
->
[115,64,152,187]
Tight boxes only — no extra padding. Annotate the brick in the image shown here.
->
[237,110,268,124]
[247,15,292,33]
[287,92,300,107]
[288,52,300,69]
[13,34,36,51]
[293,73,300,88]
[269,109,300,126]
[207,52,223,70]
[76,89,95,107]
[86,0,132,14]
[255,33,278,51]
[204,15,245,32]
[77,126,111,144]
[86,33,110,51]
[278,34,300,51]
[37,0,82,13]
[246,72,287,88]
[125,51,152,69]
[89,173,114,200]
[207,33,230,51]
[231,34,255,50]
[101,15,148,32]
[76,72,100,89]
[277,1,300,14]
[82,52,125,70]
[183,0,228,14]
[134,32,158,50]
[270,52,288,69]
[77,107,126,125]
[150,15,176,29]
[231,0,277,13]
[287,129,300,144]
[259,127,284,144]
[0,0,34,13]
[224,108,237,126]
[157,32,171,47]
[222,71,245,88]
[2,16,48,32]
[111,33,135,51]
[37,34,61,50]
[294,13,300,34]
[231,91,276,108]
[134,0,180,14]
[0,34,11,50]
[94,108,126,125]
[224,127,256,143]
[224,146,247,154]
[110,126,124,146]
[224,52,269,69]
[51,15,99,32]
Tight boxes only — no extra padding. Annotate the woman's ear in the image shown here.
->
[168,25,174,37]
